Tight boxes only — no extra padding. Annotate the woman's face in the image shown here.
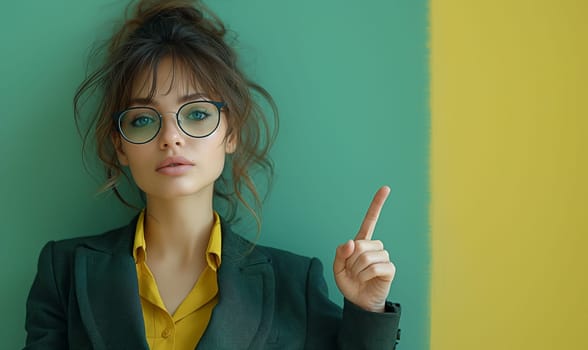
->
[114,56,236,201]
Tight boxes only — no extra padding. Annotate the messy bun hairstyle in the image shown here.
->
[74,0,278,229]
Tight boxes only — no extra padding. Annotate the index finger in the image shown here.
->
[355,186,391,241]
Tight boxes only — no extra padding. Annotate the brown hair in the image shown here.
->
[74,0,278,231]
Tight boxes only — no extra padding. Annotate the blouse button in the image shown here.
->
[161,327,173,338]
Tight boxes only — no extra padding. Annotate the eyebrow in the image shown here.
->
[129,92,209,106]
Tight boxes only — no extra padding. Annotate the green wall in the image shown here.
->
[0,0,428,348]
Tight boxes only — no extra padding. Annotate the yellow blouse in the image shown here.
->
[133,210,222,350]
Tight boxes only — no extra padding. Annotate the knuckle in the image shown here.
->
[374,240,384,249]
[387,261,397,275]
[369,264,383,275]
[358,253,372,266]
[355,242,368,253]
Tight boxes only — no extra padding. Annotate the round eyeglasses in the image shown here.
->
[113,100,225,144]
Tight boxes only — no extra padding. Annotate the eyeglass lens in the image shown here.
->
[118,101,221,143]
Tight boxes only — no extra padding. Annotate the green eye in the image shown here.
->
[131,115,156,127]
[186,110,210,121]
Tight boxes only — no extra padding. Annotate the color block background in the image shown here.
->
[0,0,428,348]
[430,0,588,349]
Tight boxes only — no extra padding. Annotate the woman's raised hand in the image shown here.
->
[333,186,396,313]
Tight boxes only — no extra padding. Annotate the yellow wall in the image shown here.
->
[431,1,588,349]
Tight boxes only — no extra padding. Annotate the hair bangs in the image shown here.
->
[121,48,226,108]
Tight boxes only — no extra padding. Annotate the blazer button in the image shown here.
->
[162,327,173,338]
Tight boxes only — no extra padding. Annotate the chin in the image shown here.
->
[145,181,216,200]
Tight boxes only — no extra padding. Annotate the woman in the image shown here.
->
[24,0,401,349]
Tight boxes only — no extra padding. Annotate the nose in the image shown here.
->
[158,113,184,149]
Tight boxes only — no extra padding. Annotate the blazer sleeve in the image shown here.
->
[304,257,401,350]
[24,241,68,350]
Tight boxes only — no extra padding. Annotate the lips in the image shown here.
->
[156,156,194,171]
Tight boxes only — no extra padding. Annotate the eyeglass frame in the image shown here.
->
[112,100,226,144]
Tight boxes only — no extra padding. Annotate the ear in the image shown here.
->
[112,133,130,166]
[225,131,237,154]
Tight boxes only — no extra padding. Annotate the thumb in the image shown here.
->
[333,240,355,275]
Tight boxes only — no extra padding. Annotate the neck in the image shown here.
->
[143,188,215,264]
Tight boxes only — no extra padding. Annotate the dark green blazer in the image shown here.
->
[24,216,401,349]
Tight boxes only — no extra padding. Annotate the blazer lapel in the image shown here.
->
[70,215,275,350]
[197,224,276,350]
[74,217,149,350]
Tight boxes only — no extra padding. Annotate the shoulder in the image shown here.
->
[222,226,325,285]
[259,243,332,292]
[223,225,314,264]
[257,243,314,265]
[35,216,138,266]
